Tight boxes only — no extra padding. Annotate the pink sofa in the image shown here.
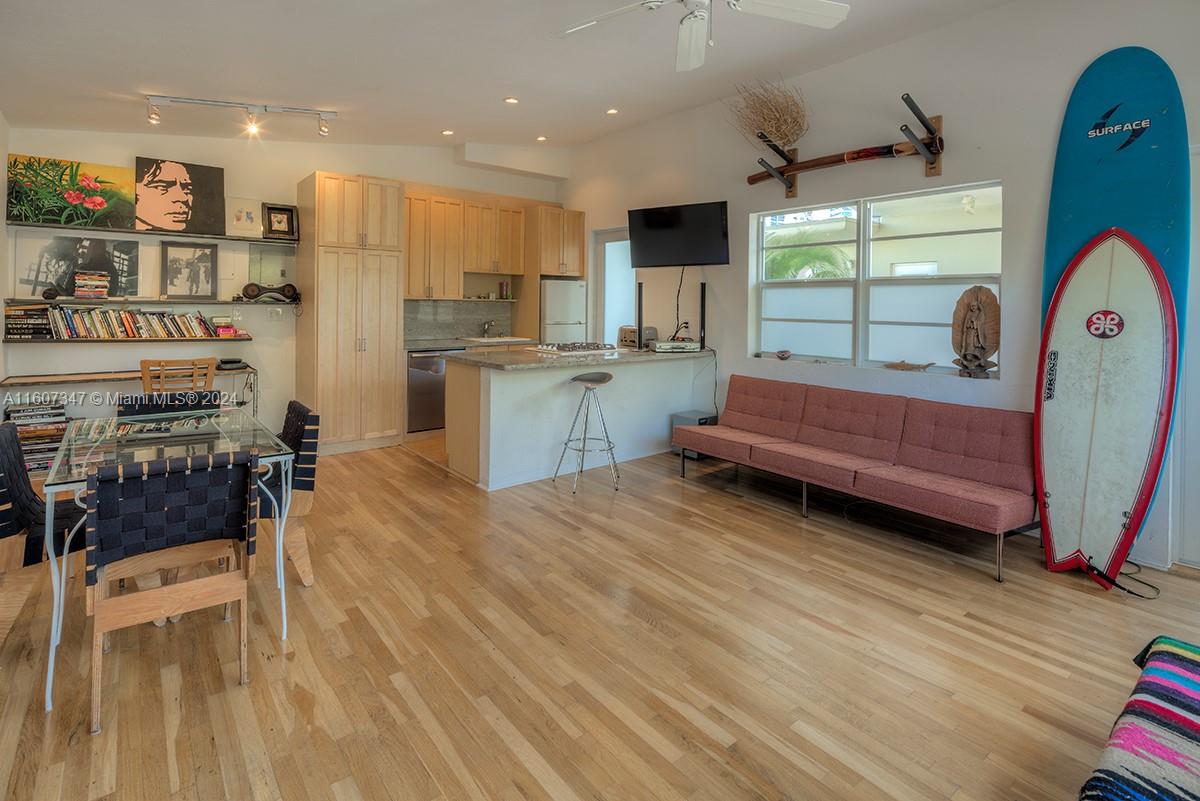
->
[672,375,1036,581]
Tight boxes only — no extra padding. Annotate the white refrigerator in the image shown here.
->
[540,279,587,343]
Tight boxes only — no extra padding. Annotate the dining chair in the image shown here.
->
[0,422,86,568]
[260,401,320,587]
[85,450,258,734]
[117,390,222,417]
[139,358,217,394]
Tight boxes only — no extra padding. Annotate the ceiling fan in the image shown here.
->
[563,0,851,72]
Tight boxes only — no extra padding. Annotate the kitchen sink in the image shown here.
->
[460,336,531,343]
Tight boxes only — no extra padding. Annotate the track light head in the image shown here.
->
[245,111,260,136]
[147,100,161,125]
[318,115,331,137]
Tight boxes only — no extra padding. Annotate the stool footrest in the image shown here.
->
[563,436,615,455]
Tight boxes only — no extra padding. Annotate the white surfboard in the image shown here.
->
[1035,229,1177,584]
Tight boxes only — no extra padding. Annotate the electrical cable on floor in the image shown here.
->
[1087,557,1161,599]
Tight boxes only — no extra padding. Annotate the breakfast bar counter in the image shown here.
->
[444,348,715,490]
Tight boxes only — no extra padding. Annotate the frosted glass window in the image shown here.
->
[868,324,959,367]
[869,282,999,324]
[761,321,852,360]
[762,285,853,321]
[870,231,1002,277]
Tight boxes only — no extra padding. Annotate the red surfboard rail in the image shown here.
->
[1033,227,1178,589]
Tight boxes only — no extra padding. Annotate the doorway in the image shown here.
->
[591,228,633,344]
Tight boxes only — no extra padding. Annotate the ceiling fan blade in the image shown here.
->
[729,0,849,29]
[561,0,661,36]
[675,10,709,71]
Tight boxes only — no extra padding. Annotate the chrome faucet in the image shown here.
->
[482,319,497,337]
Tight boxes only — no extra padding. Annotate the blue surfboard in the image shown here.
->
[1035,47,1190,587]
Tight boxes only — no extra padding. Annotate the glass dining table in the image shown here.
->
[40,407,296,713]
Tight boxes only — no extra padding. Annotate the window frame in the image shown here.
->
[754,181,1002,376]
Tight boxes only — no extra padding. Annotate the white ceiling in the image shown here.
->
[0,0,1007,146]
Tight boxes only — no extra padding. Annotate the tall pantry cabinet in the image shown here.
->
[296,172,405,449]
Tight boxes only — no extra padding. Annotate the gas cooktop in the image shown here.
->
[533,342,619,355]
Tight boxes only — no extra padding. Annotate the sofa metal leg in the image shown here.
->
[995,535,1004,583]
[802,482,809,518]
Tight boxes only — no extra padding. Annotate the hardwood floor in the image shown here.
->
[1,445,1196,801]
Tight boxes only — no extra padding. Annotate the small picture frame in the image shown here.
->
[262,202,299,241]
[225,196,263,238]
[160,241,218,300]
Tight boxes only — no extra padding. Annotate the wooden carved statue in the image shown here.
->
[951,285,1000,378]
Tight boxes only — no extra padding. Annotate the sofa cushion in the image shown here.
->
[718,375,807,439]
[853,465,1035,533]
[750,442,893,489]
[897,398,1034,495]
[672,425,786,464]
[795,386,907,463]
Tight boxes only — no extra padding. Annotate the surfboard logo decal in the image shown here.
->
[1043,350,1058,400]
[1087,310,1124,338]
[1086,102,1152,150]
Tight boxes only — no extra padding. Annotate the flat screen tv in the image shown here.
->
[627,201,729,268]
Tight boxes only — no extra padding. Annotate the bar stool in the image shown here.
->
[553,372,619,493]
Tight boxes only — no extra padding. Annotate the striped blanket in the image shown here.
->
[1081,637,1200,800]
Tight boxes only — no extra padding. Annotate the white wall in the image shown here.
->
[4,130,563,428]
[0,110,9,380]
[563,0,1200,568]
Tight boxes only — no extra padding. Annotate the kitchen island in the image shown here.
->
[444,348,716,490]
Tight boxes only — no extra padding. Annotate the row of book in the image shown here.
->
[3,305,53,341]
[5,403,69,473]
[72,270,111,299]
[4,304,233,340]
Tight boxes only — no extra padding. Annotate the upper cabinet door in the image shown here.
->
[562,209,586,277]
[363,177,405,251]
[539,207,565,275]
[317,173,362,248]
[428,196,464,299]
[404,195,430,298]
[463,201,498,274]
[496,207,524,275]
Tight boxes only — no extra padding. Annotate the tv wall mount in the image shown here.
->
[747,93,944,198]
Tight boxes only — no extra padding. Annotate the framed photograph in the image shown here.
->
[13,232,140,298]
[160,241,218,300]
[135,156,225,235]
[225,196,263,237]
[262,203,299,241]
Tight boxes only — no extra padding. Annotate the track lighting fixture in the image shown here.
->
[144,95,337,139]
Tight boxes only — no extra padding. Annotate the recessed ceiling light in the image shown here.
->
[536,136,547,142]
[606,108,619,115]
[442,130,454,136]
[504,96,520,104]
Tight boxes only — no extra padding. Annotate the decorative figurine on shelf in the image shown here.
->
[883,360,935,372]
[951,285,1001,378]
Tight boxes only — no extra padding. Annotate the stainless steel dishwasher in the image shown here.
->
[407,348,464,433]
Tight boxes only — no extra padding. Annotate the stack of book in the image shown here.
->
[4,305,54,341]
[41,305,223,340]
[72,271,110,299]
[5,403,69,473]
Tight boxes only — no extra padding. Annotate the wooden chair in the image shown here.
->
[260,401,320,587]
[84,451,258,734]
[139,358,217,393]
[0,422,86,569]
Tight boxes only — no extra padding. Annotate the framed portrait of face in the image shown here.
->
[160,241,218,300]
[262,203,299,241]
[135,157,225,235]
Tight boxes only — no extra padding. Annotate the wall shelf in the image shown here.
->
[3,336,253,344]
[4,297,297,307]
[6,220,298,248]
[0,366,256,388]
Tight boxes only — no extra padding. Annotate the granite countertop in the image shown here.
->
[405,337,537,352]
[443,347,713,371]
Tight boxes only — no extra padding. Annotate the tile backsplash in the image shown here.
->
[404,301,515,341]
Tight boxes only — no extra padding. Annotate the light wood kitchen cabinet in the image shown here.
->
[296,172,406,450]
[406,194,463,298]
[363,177,404,250]
[528,206,586,277]
[317,173,362,248]
[465,203,525,275]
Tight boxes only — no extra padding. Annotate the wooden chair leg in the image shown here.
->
[284,518,314,588]
[135,570,169,627]
[239,592,248,686]
[91,628,103,734]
